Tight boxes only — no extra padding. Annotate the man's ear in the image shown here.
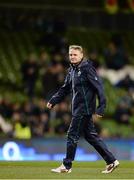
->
[81,53,84,59]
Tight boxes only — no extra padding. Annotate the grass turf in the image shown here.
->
[0,161,133,179]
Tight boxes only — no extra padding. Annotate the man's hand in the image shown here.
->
[92,114,102,122]
[46,102,53,109]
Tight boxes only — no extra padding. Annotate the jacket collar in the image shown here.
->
[70,58,90,69]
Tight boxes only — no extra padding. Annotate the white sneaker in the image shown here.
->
[102,160,119,174]
[51,164,72,173]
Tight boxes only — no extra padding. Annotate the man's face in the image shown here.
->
[69,49,83,64]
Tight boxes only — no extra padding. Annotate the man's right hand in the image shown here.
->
[46,102,53,109]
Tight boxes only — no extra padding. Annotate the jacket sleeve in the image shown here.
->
[86,66,106,116]
[48,72,71,107]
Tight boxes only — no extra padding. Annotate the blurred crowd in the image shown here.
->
[0,12,134,139]
[0,97,71,139]
[0,11,67,35]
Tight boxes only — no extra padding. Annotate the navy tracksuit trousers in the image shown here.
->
[63,115,116,169]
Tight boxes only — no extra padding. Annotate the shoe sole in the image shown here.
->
[51,169,72,173]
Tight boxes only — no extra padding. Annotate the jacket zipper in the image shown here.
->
[72,69,75,113]
[80,77,90,115]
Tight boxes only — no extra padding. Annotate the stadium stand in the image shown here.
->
[0,2,134,138]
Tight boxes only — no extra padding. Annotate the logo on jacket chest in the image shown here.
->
[78,69,81,76]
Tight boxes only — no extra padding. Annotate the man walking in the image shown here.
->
[47,45,119,174]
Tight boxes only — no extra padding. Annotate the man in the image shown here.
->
[47,45,119,174]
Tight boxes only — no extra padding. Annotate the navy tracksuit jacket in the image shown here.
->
[49,59,116,168]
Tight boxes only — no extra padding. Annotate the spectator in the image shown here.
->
[114,90,134,125]
[42,62,64,99]
[38,99,50,133]
[0,98,13,118]
[55,112,70,135]
[21,53,39,98]
[104,34,129,70]
[39,49,50,74]
[99,34,134,84]
[89,49,101,70]
[115,74,134,90]
[40,111,50,134]
[114,101,131,125]
[0,115,13,136]
[13,117,31,139]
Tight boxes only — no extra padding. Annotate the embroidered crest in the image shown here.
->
[95,76,98,80]
[78,69,81,76]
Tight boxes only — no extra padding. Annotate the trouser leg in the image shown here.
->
[63,116,84,169]
[84,115,116,164]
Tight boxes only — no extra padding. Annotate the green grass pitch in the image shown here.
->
[0,161,133,179]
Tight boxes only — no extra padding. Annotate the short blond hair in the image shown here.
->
[69,45,83,53]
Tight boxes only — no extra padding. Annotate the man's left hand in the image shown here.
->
[92,114,102,122]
